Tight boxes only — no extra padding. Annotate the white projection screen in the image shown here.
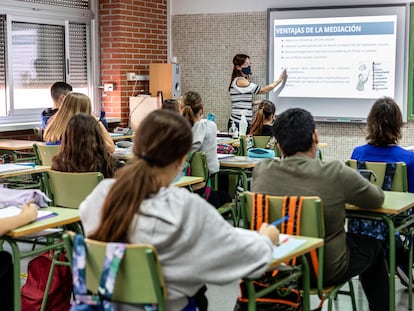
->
[268,4,410,122]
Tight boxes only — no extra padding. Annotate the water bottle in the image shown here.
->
[239,110,248,136]
[208,113,216,122]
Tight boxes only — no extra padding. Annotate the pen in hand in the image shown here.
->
[270,215,290,227]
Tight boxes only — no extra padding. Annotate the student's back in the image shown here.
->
[248,100,276,136]
[79,110,278,311]
[44,92,115,153]
[51,113,115,178]
[41,81,72,130]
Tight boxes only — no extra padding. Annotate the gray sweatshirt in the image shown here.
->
[80,179,274,310]
[192,119,219,174]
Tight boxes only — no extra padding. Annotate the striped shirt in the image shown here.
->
[229,77,261,123]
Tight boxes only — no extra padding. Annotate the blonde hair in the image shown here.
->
[44,92,92,143]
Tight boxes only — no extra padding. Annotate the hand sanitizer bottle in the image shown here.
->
[239,110,248,136]
[229,120,238,138]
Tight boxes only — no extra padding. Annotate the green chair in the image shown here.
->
[45,170,104,208]
[190,151,237,224]
[345,159,412,308]
[33,143,61,166]
[62,232,167,310]
[239,135,281,157]
[240,192,356,311]
[33,127,44,141]
[345,159,408,192]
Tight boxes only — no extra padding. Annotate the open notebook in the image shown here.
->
[272,234,307,260]
[0,206,56,221]
[0,163,34,174]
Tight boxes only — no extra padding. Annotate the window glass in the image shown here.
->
[11,21,65,111]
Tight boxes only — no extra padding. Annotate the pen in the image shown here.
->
[270,215,290,227]
[277,236,289,246]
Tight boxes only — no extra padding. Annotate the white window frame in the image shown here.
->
[0,0,99,126]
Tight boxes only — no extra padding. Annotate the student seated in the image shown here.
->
[248,99,276,136]
[44,92,115,153]
[79,110,279,311]
[181,91,231,208]
[41,81,72,130]
[350,96,414,287]
[252,108,389,311]
[162,98,180,113]
[0,202,38,311]
[51,113,116,178]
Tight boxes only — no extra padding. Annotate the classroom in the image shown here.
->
[0,0,414,310]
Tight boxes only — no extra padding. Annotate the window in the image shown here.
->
[0,0,95,125]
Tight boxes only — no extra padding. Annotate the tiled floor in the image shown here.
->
[207,277,412,310]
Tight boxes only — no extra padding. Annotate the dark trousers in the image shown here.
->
[0,251,13,311]
[329,233,389,311]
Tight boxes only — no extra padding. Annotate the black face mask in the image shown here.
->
[241,66,252,75]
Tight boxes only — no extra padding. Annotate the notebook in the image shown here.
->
[0,206,56,221]
[0,163,34,174]
[272,234,307,260]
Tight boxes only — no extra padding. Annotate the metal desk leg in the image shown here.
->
[382,216,395,311]
[409,228,413,310]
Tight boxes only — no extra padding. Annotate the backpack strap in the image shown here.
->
[356,160,366,170]
[71,234,126,309]
[98,243,127,301]
[382,162,396,191]
[184,152,193,176]
[250,193,269,231]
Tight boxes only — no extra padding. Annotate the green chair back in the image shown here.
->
[190,151,209,181]
[241,192,324,238]
[240,192,356,311]
[46,170,103,208]
[345,159,408,192]
[239,135,281,157]
[63,233,166,309]
[33,144,61,166]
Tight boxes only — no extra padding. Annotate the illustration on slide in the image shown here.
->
[356,63,370,91]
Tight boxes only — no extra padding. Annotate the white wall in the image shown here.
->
[171,0,409,15]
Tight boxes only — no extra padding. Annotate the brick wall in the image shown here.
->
[99,0,168,126]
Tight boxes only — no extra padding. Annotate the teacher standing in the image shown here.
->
[228,53,287,130]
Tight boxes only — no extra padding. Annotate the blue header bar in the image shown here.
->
[275,21,394,37]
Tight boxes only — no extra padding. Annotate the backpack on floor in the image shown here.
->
[21,251,72,311]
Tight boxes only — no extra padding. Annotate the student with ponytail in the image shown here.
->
[79,110,279,311]
[248,100,276,136]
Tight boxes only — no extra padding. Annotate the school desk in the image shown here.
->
[0,164,49,179]
[0,139,38,151]
[245,235,323,311]
[1,207,79,311]
[219,156,271,192]
[173,176,204,187]
[346,191,414,311]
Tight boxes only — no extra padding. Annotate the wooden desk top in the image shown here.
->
[110,134,134,141]
[6,207,79,237]
[346,191,414,215]
[0,139,38,151]
[0,165,49,178]
[219,156,268,169]
[174,176,204,187]
[269,235,323,269]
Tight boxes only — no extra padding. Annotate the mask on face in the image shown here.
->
[171,168,186,185]
[241,66,252,75]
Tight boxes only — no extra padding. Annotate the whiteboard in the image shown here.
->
[267,4,409,122]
